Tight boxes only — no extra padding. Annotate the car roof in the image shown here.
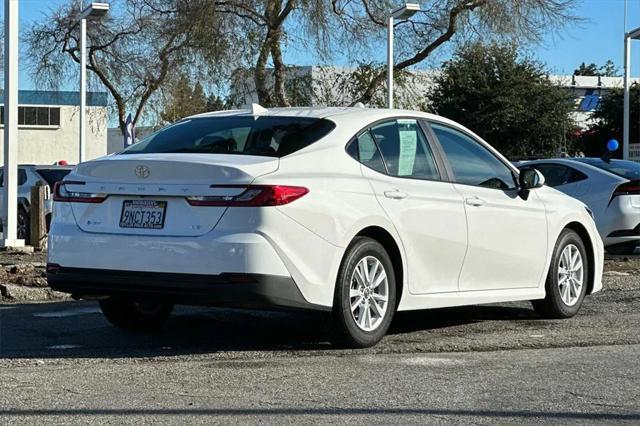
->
[184,106,517,173]
[0,165,75,170]
[520,158,628,180]
[186,106,455,124]
[33,165,75,170]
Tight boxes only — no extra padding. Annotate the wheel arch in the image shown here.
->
[353,226,405,308]
[563,221,596,295]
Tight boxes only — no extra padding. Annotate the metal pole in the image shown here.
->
[80,18,87,163]
[624,34,631,161]
[387,15,394,109]
[2,0,23,247]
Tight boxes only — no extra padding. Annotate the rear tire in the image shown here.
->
[17,209,30,244]
[99,298,173,331]
[532,229,588,319]
[606,242,638,256]
[331,237,396,348]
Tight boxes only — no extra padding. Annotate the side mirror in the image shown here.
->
[518,167,545,190]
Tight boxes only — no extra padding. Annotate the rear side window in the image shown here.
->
[121,116,336,158]
[0,169,27,187]
[349,131,387,174]
[36,169,72,189]
[575,158,640,180]
[370,119,440,180]
[534,164,587,187]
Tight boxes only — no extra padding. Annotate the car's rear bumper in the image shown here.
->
[604,223,640,246]
[601,196,640,246]
[47,266,329,312]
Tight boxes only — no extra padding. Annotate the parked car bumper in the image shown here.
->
[602,196,640,246]
[47,266,327,311]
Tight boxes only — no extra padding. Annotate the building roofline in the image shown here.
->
[0,90,108,107]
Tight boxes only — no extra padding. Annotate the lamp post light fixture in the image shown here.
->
[79,2,109,164]
[623,26,640,161]
[387,3,420,109]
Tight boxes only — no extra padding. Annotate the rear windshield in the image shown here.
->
[120,116,336,157]
[575,158,640,180]
[36,169,72,189]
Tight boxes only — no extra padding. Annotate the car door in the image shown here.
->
[352,118,467,295]
[429,122,548,291]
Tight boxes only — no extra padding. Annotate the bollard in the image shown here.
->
[30,181,47,250]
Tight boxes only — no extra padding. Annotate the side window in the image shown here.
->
[0,169,27,187]
[534,164,588,187]
[348,131,387,174]
[567,168,588,184]
[431,123,517,190]
[534,164,570,187]
[370,119,440,180]
[18,169,27,186]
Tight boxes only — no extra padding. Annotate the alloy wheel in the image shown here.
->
[557,244,584,307]
[349,255,389,332]
[17,214,27,240]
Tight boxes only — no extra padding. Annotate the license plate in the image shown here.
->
[119,200,167,229]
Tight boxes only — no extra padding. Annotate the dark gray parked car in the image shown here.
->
[0,164,74,242]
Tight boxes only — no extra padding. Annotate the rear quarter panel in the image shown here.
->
[254,143,408,307]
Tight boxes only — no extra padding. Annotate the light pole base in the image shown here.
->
[0,239,25,249]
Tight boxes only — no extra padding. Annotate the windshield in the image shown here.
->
[35,169,72,189]
[574,158,640,180]
[121,116,336,157]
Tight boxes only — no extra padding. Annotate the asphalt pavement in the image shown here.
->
[0,271,639,424]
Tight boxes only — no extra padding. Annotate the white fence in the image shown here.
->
[631,143,640,162]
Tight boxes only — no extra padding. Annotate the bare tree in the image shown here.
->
[218,0,339,107]
[340,0,578,106]
[25,0,238,133]
[219,0,576,107]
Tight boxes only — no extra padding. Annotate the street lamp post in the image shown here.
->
[387,3,420,109]
[623,26,640,161]
[79,2,109,164]
[1,0,23,247]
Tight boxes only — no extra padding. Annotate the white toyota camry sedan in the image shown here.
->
[47,107,604,348]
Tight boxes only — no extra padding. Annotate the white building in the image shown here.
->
[0,90,108,165]
[229,66,640,131]
[107,126,154,154]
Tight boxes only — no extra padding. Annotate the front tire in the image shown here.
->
[331,237,396,348]
[99,298,173,331]
[532,229,588,319]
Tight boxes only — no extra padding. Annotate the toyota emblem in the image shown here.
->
[134,165,150,179]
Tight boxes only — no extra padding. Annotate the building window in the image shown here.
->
[49,108,60,126]
[24,107,37,125]
[0,106,61,126]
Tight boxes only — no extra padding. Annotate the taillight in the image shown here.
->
[186,185,309,207]
[612,180,640,199]
[53,181,107,203]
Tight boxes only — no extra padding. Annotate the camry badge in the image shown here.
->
[134,165,150,179]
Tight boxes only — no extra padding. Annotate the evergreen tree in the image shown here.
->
[429,43,576,158]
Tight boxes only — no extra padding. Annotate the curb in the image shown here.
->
[0,283,70,303]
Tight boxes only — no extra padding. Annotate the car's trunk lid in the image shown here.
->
[66,154,279,236]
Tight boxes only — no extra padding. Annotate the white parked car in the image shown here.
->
[520,158,640,255]
[47,107,603,348]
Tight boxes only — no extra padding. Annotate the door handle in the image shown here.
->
[465,197,486,207]
[384,190,408,200]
